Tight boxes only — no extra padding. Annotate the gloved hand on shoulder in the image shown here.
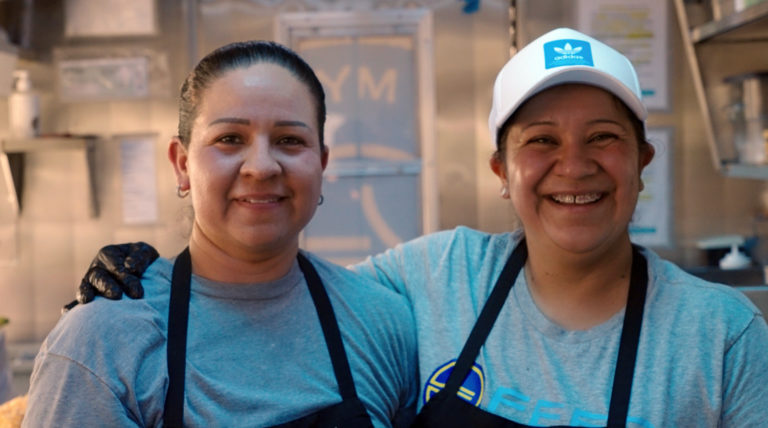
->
[63,242,159,312]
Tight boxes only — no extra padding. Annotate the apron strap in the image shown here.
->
[297,252,359,401]
[443,240,527,395]
[441,242,648,428]
[163,249,363,427]
[164,247,192,428]
[606,246,648,427]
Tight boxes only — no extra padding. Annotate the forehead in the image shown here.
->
[195,62,317,122]
[514,84,626,121]
[208,62,308,99]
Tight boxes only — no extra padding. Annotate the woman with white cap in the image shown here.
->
[72,28,768,427]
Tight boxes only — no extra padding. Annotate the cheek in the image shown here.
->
[604,150,643,190]
[507,151,547,193]
[187,151,234,195]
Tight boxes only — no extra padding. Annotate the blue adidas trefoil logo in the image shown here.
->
[553,43,583,59]
[543,39,594,69]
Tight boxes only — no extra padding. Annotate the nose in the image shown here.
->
[553,140,598,178]
[240,136,281,179]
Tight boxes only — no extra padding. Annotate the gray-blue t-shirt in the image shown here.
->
[24,251,417,427]
[354,226,768,427]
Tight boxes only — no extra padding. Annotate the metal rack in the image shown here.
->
[674,0,768,179]
[0,136,99,217]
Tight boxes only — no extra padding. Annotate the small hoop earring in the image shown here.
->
[318,194,324,206]
[177,186,190,198]
[500,187,509,198]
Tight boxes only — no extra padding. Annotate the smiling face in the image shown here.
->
[170,63,328,260]
[490,84,654,257]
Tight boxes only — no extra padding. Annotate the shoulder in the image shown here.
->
[371,226,521,267]
[304,253,415,346]
[642,248,761,338]
[400,226,518,252]
[43,257,173,366]
[304,252,408,307]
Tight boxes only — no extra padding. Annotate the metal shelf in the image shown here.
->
[674,0,768,179]
[722,162,768,179]
[0,136,99,217]
[691,1,768,42]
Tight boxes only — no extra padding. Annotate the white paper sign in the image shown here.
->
[120,135,158,225]
[630,128,673,247]
[577,0,670,110]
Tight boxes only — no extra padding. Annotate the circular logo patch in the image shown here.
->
[422,359,484,406]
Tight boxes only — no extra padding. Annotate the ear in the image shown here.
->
[640,142,655,171]
[169,137,190,190]
[320,146,330,171]
[489,153,510,198]
[637,143,655,192]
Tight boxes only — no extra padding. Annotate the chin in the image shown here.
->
[547,229,622,255]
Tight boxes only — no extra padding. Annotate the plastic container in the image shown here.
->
[719,244,752,270]
[8,70,39,139]
[724,71,768,165]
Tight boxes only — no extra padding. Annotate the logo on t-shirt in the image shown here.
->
[422,359,485,406]
[543,39,594,69]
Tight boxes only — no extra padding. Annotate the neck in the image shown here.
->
[187,224,299,284]
[523,237,634,330]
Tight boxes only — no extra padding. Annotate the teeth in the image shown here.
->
[242,198,280,203]
[551,193,601,204]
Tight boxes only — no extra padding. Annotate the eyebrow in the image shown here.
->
[209,117,250,126]
[521,118,626,130]
[207,118,311,129]
[587,118,625,127]
[275,120,310,129]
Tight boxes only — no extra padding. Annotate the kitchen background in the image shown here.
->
[0,0,766,397]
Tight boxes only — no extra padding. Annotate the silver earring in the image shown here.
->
[500,187,509,198]
[177,186,189,198]
[318,194,324,206]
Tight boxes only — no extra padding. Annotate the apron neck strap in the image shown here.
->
[606,245,648,427]
[164,247,192,428]
[442,241,648,428]
[443,240,527,394]
[297,252,359,401]
[163,249,361,428]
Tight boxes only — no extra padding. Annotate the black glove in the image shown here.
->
[62,242,159,312]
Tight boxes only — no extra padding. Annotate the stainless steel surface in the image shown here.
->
[674,0,724,172]
[738,285,768,321]
[725,71,768,165]
[675,0,768,178]
[692,0,768,42]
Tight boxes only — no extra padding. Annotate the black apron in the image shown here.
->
[412,240,648,428]
[163,248,374,428]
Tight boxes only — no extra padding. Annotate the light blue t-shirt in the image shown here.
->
[354,226,768,427]
[24,251,418,427]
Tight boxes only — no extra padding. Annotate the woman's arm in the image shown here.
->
[720,314,768,426]
[24,351,142,427]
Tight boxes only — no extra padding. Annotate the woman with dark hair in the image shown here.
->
[22,40,417,427]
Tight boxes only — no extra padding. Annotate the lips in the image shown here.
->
[550,192,603,205]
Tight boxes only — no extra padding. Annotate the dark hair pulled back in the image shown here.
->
[177,40,326,150]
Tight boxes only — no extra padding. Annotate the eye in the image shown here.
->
[588,132,618,144]
[526,135,556,146]
[215,134,244,145]
[276,135,305,146]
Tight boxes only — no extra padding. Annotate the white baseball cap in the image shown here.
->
[489,27,647,148]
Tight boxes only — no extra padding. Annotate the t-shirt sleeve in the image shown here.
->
[23,352,140,427]
[720,314,768,427]
[350,247,412,297]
